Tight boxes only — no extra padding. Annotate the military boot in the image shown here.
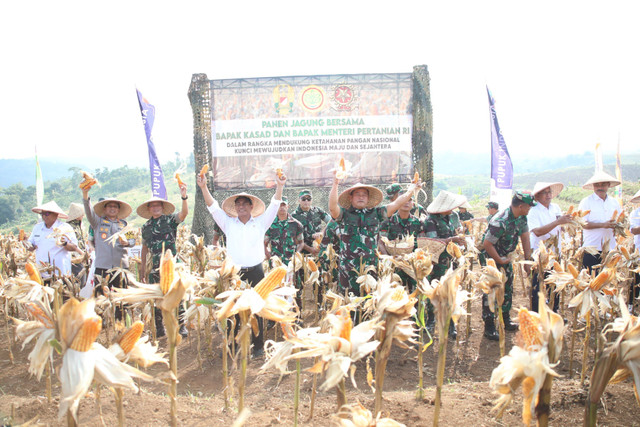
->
[503,311,517,331]
[484,318,499,341]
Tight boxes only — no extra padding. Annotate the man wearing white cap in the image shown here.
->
[578,171,622,272]
[527,182,572,312]
[629,189,640,311]
[26,201,79,279]
[137,182,189,337]
[197,171,286,356]
[328,171,422,295]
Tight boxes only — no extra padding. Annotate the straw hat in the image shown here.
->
[532,182,564,199]
[93,198,132,219]
[631,188,640,204]
[136,197,176,219]
[338,183,384,209]
[221,192,266,217]
[582,170,621,190]
[66,203,84,221]
[32,201,68,219]
[459,201,472,210]
[427,191,466,214]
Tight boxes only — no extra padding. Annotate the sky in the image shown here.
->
[1,1,639,170]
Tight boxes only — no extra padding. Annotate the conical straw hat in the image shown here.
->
[136,197,176,219]
[221,193,266,217]
[427,191,466,214]
[66,203,84,221]
[582,170,621,190]
[338,183,384,209]
[93,198,133,219]
[532,182,564,199]
[630,188,640,204]
[32,201,68,219]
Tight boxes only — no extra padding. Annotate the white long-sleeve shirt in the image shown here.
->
[207,197,281,268]
[578,193,622,251]
[527,202,563,254]
[28,219,78,277]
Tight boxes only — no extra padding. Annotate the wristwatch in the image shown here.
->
[181,196,188,200]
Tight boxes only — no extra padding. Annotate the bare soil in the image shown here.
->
[1,270,639,426]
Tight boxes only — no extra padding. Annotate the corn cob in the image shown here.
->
[18,229,25,241]
[338,310,352,341]
[487,258,497,269]
[253,266,287,299]
[521,376,537,425]
[621,246,631,260]
[339,157,345,170]
[617,211,626,222]
[119,321,144,354]
[566,205,574,215]
[70,317,102,352]
[307,258,318,272]
[199,164,209,179]
[275,168,284,179]
[159,249,175,295]
[589,268,613,291]
[447,241,462,258]
[581,210,590,217]
[605,254,621,268]
[518,308,541,350]
[26,302,54,328]
[412,171,420,184]
[553,261,563,272]
[174,172,185,187]
[25,262,42,285]
[567,263,580,279]
[610,210,618,221]
[78,171,98,190]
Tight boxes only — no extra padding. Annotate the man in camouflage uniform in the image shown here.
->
[386,183,426,219]
[486,201,499,222]
[318,219,340,289]
[378,198,424,291]
[423,191,467,337]
[138,183,189,338]
[329,173,422,296]
[480,191,534,340]
[291,189,331,256]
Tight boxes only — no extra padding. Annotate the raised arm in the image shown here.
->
[329,172,341,219]
[386,182,421,217]
[177,183,189,222]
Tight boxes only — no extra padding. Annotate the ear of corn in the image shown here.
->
[610,210,618,221]
[18,229,25,241]
[70,317,102,352]
[412,172,420,183]
[25,262,42,285]
[26,302,54,328]
[253,266,287,299]
[174,172,185,187]
[339,157,345,170]
[518,308,541,350]
[621,246,631,260]
[606,254,621,268]
[581,210,591,217]
[590,268,613,291]
[159,249,175,295]
[553,261,563,272]
[119,321,144,354]
[275,168,284,179]
[78,171,98,190]
[521,376,537,426]
[307,258,318,272]
[199,164,209,179]
[567,263,580,279]
[617,211,626,222]
[566,205,574,215]
[487,258,497,269]
[447,241,462,258]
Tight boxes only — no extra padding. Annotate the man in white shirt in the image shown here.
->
[527,182,571,312]
[629,189,640,310]
[26,201,79,280]
[578,170,622,272]
[197,171,286,355]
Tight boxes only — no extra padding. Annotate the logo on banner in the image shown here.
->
[331,84,357,111]
[273,84,294,115]
[299,85,326,113]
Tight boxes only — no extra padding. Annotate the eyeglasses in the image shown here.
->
[300,197,312,201]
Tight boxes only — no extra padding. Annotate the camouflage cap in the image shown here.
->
[281,196,289,205]
[486,201,499,209]
[298,189,312,198]
[513,190,537,207]
[385,183,402,199]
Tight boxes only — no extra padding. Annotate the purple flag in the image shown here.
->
[136,89,167,199]
[487,86,513,190]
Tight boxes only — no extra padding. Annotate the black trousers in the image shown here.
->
[238,263,265,351]
[531,270,560,313]
[582,251,602,274]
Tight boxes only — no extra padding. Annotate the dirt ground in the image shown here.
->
[1,269,639,426]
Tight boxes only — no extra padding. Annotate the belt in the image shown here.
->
[239,264,261,273]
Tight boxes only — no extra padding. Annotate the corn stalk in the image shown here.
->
[4,298,13,364]
[433,317,451,427]
[374,314,399,416]
[580,311,591,386]
[569,308,579,379]
[237,311,251,412]
[163,308,179,427]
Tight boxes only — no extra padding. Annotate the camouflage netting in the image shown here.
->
[189,67,433,243]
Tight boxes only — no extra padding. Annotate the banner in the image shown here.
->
[210,73,413,189]
[136,89,167,199]
[487,86,513,209]
[35,147,43,207]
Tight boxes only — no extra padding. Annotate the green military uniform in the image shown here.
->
[291,205,331,253]
[479,208,529,319]
[319,219,340,285]
[141,213,181,282]
[68,219,86,252]
[380,212,424,291]
[458,211,474,221]
[264,214,304,266]
[411,204,427,219]
[424,213,458,278]
[336,206,387,295]
[213,221,226,246]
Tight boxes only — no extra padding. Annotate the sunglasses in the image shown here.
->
[300,197,312,201]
